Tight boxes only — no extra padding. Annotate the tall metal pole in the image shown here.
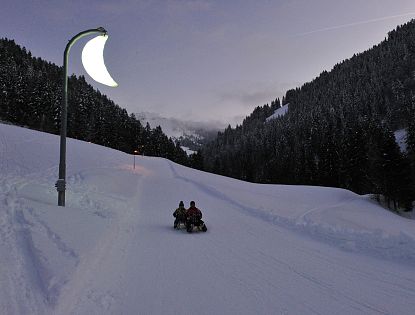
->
[56,27,107,206]
[133,150,138,170]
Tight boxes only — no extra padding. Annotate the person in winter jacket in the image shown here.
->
[186,200,202,219]
[173,201,186,228]
[185,201,207,233]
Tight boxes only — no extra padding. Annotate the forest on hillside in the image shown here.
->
[0,38,190,166]
[201,20,415,210]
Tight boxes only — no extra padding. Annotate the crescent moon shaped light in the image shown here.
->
[81,34,118,87]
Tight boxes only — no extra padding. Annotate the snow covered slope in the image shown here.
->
[1,123,415,315]
[394,128,408,152]
[266,103,289,121]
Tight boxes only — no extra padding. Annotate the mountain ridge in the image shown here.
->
[201,19,415,210]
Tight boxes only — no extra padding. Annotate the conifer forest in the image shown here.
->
[201,20,415,210]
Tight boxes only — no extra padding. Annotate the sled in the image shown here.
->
[185,215,207,233]
[173,214,187,230]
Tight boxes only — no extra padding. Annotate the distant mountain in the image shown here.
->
[136,111,225,152]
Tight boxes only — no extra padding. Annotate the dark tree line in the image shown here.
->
[201,20,415,211]
[0,38,189,166]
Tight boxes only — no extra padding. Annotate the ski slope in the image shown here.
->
[1,123,415,315]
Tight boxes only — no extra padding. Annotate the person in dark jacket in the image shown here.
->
[173,201,186,229]
[185,201,207,232]
[186,200,202,219]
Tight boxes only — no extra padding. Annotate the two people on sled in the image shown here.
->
[173,200,204,230]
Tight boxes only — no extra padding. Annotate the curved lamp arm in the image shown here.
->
[57,27,108,207]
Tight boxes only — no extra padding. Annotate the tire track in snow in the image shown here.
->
[295,195,358,225]
[167,161,283,226]
[54,171,145,315]
[0,179,51,314]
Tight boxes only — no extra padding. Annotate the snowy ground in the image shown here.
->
[394,128,408,153]
[266,103,289,121]
[1,123,415,315]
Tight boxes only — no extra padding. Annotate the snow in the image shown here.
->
[180,145,196,155]
[394,128,408,152]
[1,122,415,315]
[266,103,289,122]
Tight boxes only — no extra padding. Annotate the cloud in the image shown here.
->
[136,111,227,131]
[34,0,150,23]
[220,89,275,107]
[165,0,212,15]
[296,12,415,37]
[218,81,299,108]
[96,0,153,15]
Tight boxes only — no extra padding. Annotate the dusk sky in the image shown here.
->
[2,0,415,126]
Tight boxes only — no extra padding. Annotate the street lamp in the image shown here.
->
[133,150,139,169]
[56,27,118,206]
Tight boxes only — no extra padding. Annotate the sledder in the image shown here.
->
[173,201,187,229]
[185,201,207,233]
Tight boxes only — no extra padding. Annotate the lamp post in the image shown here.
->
[56,27,117,206]
[133,150,139,169]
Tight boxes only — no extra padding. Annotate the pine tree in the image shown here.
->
[0,38,189,166]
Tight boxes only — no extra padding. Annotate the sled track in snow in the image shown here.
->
[53,171,145,315]
[168,162,415,265]
[0,178,51,314]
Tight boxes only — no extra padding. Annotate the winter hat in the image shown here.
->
[179,201,184,207]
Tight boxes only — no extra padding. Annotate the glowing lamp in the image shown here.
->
[82,35,118,87]
[56,27,118,207]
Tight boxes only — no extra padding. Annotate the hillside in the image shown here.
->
[201,20,415,209]
[1,122,415,314]
[0,38,189,165]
